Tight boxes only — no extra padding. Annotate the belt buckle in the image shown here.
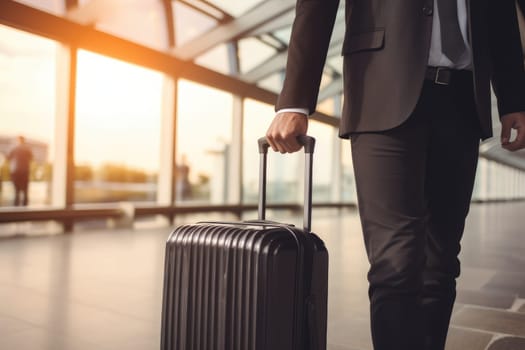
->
[434,67,451,86]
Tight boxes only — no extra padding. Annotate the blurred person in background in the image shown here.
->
[176,154,192,201]
[7,136,33,206]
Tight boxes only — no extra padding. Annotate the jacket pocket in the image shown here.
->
[342,29,385,55]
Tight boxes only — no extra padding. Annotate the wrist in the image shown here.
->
[276,107,309,116]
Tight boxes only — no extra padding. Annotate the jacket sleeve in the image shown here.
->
[489,0,525,117]
[275,0,340,115]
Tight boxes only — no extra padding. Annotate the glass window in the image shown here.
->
[341,141,357,203]
[317,98,336,116]
[327,56,344,75]
[238,38,277,74]
[0,25,57,208]
[176,79,233,204]
[256,72,284,94]
[173,1,218,46]
[13,0,64,15]
[195,44,231,75]
[273,27,292,44]
[75,50,164,204]
[243,99,302,204]
[319,72,334,90]
[308,121,338,202]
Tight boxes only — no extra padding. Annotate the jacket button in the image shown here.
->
[423,5,433,16]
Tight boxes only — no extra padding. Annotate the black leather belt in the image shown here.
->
[426,66,454,85]
[425,66,472,86]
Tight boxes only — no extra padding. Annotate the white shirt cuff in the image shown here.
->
[276,108,309,116]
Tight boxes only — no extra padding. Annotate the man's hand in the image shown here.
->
[266,112,308,153]
[501,112,525,151]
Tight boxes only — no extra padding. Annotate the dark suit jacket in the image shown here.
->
[276,0,525,140]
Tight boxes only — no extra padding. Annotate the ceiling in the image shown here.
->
[5,0,525,169]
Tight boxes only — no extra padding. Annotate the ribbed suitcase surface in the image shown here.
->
[161,136,328,350]
[161,222,328,350]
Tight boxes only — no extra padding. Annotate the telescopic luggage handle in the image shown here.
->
[257,135,315,232]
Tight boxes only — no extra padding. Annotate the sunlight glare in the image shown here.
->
[75,50,163,172]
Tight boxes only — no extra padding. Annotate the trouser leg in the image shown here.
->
[351,96,431,350]
[12,175,21,206]
[12,173,29,206]
[20,176,29,206]
[422,80,480,350]
[350,79,481,350]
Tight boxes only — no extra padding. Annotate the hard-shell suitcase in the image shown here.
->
[161,136,328,350]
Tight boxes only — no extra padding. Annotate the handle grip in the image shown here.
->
[258,135,316,154]
[257,135,315,232]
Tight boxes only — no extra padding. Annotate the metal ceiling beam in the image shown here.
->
[248,0,346,38]
[247,10,296,37]
[172,0,295,60]
[162,0,176,47]
[179,0,231,21]
[66,0,118,24]
[65,0,79,11]
[247,1,346,47]
[0,0,338,127]
[242,19,346,83]
[241,51,287,82]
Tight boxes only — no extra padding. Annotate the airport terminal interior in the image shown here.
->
[1,1,525,349]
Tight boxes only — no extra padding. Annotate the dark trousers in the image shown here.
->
[350,73,481,350]
[11,172,29,206]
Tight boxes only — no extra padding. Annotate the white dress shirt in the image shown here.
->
[277,0,473,117]
[428,0,472,69]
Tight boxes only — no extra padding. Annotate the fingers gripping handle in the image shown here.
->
[257,136,315,232]
[257,135,316,154]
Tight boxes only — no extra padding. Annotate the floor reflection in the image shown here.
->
[0,203,524,349]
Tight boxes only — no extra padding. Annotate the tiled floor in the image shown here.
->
[0,202,525,349]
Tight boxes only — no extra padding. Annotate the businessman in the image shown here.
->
[7,136,33,206]
[266,0,525,349]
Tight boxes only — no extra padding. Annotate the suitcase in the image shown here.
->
[161,136,328,350]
